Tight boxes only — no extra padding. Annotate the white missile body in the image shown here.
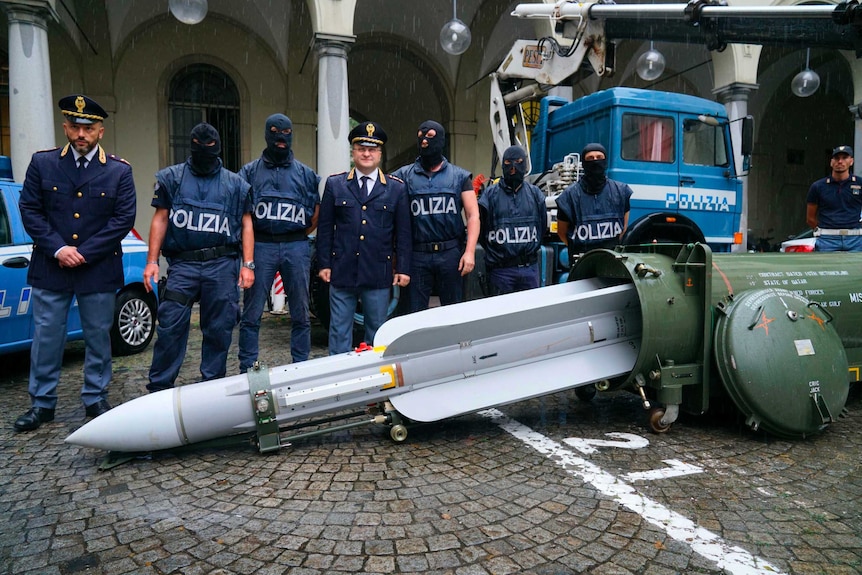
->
[66,278,642,452]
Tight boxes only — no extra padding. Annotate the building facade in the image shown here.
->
[0,0,859,246]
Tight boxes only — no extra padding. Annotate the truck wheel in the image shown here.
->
[111,287,156,356]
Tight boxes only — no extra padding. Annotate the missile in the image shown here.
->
[67,243,858,453]
[66,277,642,452]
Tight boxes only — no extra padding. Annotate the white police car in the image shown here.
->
[0,158,156,356]
[779,229,815,253]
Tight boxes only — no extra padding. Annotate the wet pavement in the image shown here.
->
[1,309,862,575]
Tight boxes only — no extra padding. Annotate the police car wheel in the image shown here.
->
[111,287,157,356]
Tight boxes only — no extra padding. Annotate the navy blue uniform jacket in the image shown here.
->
[19,144,137,294]
[317,168,412,290]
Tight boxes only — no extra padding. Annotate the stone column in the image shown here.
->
[0,0,58,182]
[850,104,862,158]
[714,82,758,253]
[315,34,354,192]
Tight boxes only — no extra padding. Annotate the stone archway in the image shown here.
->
[347,32,452,172]
[748,46,854,241]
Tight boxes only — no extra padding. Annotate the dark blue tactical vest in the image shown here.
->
[240,157,320,237]
[159,163,247,253]
[395,160,471,244]
[556,179,631,252]
[479,182,545,266]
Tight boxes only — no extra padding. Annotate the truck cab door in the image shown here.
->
[615,111,679,219]
[678,115,740,246]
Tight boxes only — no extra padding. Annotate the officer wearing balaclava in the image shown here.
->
[237,113,320,371]
[555,142,633,257]
[143,122,255,393]
[393,120,480,312]
[477,145,547,295]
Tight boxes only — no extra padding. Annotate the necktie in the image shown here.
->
[362,176,371,196]
[77,157,85,169]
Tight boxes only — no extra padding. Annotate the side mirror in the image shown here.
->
[740,115,754,157]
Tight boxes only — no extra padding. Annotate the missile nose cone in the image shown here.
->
[65,389,183,452]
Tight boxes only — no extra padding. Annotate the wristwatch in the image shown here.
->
[242,261,256,270]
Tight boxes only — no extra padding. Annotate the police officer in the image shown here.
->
[238,114,320,370]
[393,120,479,311]
[478,145,547,295]
[316,121,412,354]
[806,145,862,252]
[556,143,633,257]
[14,95,137,431]
[143,123,254,392]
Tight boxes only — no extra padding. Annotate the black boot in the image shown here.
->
[13,407,55,432]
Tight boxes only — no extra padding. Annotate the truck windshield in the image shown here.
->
[682,119,730,168]
[621,114,674,163]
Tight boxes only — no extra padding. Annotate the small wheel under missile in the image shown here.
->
[648,407,671,434]
[390,424,408,442]
[575,384,597,402]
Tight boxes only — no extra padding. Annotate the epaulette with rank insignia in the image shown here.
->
[108,154,131,166]
[387,174,404,183]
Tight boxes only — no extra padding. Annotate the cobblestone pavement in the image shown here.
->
[1,309,862,575]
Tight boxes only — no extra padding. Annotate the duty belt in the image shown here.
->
[488,253,538,270]
[255,230,307,243]
[814,228,862,236]
[164,245,238,261]
[413,238,460,252]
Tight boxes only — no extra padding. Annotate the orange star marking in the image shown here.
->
[806,311,826,330]
[754,311,775,336]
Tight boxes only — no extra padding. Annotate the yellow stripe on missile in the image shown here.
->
[850,366,860,382]
[379,364,401,390]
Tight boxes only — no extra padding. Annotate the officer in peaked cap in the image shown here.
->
[349,121,387,147]
[807,143,862,251]
[13,94,137,432]
[316,120,412,354]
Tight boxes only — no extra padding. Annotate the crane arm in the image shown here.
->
[490,0,862,168]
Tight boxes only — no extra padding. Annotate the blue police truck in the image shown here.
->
[523,87,752,283]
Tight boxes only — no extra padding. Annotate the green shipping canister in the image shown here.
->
[572,243,856,439]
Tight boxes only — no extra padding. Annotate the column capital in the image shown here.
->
[712,82,759,104]
[314,33,355,58]
[0,0,59,26]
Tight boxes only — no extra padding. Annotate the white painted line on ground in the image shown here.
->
[480,408,785,575]
[623,459,705,482]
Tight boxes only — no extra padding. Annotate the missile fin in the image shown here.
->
[380,280,636,356]
[389,338,640,422]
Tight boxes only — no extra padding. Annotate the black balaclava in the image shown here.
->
[502,145,528,190]
[418,120,446,170]
[581,142,608,194]
[263,113,293,166]
[189,123,221,175]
